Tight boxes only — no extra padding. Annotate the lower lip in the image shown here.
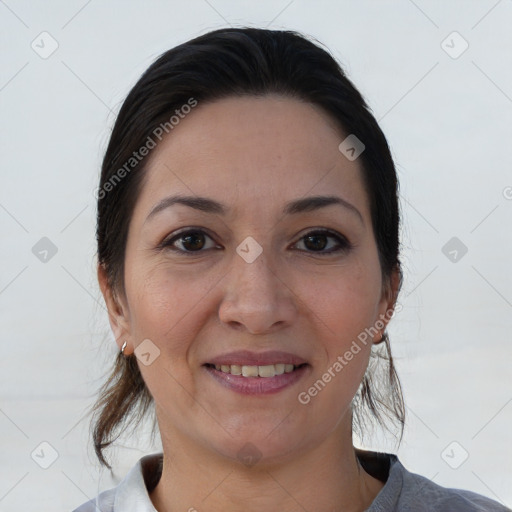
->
[204,365,309,395]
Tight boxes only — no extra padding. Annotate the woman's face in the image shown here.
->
[103,95,399,465]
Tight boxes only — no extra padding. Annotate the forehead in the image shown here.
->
[134,95,369,222]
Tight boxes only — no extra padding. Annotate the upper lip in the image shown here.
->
[206,350,308,367]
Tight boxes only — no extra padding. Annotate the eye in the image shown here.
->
[160,229,218,253]
[159,228,352,255]
[294,229,352,254]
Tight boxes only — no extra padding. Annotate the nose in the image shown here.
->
[218,249,298,335]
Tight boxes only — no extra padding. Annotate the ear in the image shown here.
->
[97,263,133,355]
[373,266,402,344]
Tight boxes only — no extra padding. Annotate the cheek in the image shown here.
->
[302,259,381,341]
[125,261,219,358]
[296,260,379,403]
[125,266,211,408]
[298,276,374,419]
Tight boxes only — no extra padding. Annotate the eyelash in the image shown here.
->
[158,228,353,256]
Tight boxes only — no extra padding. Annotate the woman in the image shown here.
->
[73,28,508,511]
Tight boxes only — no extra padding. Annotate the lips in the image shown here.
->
[206,350,307,367]
[203,350,309,395]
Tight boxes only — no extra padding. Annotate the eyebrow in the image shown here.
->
[145,194,364,224]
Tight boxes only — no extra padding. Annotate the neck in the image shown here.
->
[149,423,385,512]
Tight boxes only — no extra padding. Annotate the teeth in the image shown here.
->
[212,363,300,377]
[275,363,285,375]
[230,365,242,375]
[258,365,275,378]
[242,365,260,377]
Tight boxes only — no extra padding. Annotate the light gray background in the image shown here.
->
[1,0,511,510]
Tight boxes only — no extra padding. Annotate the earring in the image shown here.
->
[121,340,127,355]
[376,331,386,344]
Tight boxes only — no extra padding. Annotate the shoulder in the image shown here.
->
[389,458,509,511]
[72,488,115,512]
[357,449,510,512]
[71,453,163,512]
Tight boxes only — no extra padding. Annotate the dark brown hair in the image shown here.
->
[91,27,405,470]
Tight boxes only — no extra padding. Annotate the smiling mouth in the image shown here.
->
[204,363,308,378]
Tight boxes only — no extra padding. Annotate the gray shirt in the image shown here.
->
[72,450,510,511]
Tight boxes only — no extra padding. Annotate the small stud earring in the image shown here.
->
[121,341,127,355]
[375,331,386,344]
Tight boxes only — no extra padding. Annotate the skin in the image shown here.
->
[98,95,400,511]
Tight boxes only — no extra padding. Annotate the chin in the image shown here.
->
[203,419,312,469]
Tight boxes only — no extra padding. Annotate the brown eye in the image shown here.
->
[304,233,328,251]
[162,229,217,253]
[180,232,206,251]
[295,230,351,254]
